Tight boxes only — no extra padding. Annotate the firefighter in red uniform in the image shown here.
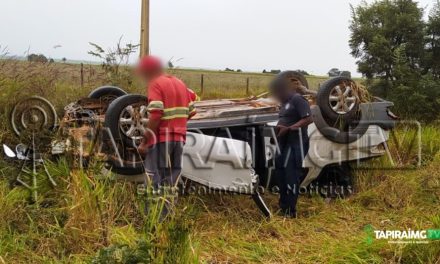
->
[137,56,197,215]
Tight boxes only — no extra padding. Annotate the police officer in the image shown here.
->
[270,78,313,218]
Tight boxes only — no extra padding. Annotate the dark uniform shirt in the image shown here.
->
[278,93,311,143]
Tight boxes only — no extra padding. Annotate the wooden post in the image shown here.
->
[200,74,205,99]
[88,64,92,82]
[80,63,84,88]
[246,77,250,96]
[140,0,150,57]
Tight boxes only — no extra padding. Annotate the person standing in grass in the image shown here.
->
[270,78,313,218]
[137,56,197,216]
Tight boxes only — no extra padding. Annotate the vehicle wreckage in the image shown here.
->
[6,72,397,217]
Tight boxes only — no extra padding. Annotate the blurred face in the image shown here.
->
[137,69,161,83]
[136,56,164,83]
[270,79,291,102]
[274,90,291,103]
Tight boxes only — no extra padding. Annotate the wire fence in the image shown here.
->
[169,70,273,99]
[0,60,330,107]
[168,69,329,100]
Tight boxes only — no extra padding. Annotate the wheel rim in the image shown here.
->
[328,82,357,115]
[119,104,149,144]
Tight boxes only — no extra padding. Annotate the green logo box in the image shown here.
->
[427,230,440,240]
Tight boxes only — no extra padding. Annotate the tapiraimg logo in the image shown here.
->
[364,225,440,244]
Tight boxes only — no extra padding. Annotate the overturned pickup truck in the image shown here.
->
[52,73,396,217]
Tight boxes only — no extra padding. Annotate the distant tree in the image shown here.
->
[389,45,440,120]
[270,70,281,74]
[225,68,234,72]
[349,0,440,121]
[27,53,48,63]
[168,61,174,68]
[263,69,267,73]
[426,1,440,77]
[236,69,242,73]
[62,57,67,63]
[349,0,425,83]
[296,69,310,76]
[49,58,55,63]
[328,68,351,78]
[340,71,352,78]
[328,68,340,77]
[27,54,37,62]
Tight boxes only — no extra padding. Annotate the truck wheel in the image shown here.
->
[312,105,368,144]
[88,86,128,104]
[105,156,145,176]
[317,77,360,123]
[105,94,148,148]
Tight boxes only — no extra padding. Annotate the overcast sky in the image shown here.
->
[0,0,435,76]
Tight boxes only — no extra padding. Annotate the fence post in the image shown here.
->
[246,77,250,96]
[88,64,92,82]
[80,63,84,88]
[200,74,204,98]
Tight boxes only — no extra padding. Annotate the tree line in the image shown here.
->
[350,0,440,121]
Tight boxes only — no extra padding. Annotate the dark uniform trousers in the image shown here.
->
[144,141,184,188]
[275,132,309,215]
[143,141,184,219]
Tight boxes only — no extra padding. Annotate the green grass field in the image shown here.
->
[167,68,329,99]
[0,60,329,107]
[0,61,439,263]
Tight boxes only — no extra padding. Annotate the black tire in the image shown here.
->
[88,86,128,103]
[105,156,145,176]
[277,71,309,89]
[317,116,369,144]
[105,94,148,148]
[311,105,368,144]
[317,77,360,123]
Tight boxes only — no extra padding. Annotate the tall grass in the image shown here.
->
[190,147,439,263]
[0,157,199,263]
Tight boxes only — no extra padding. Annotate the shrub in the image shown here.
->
[88,37,139,89]
[27,54,49,63]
